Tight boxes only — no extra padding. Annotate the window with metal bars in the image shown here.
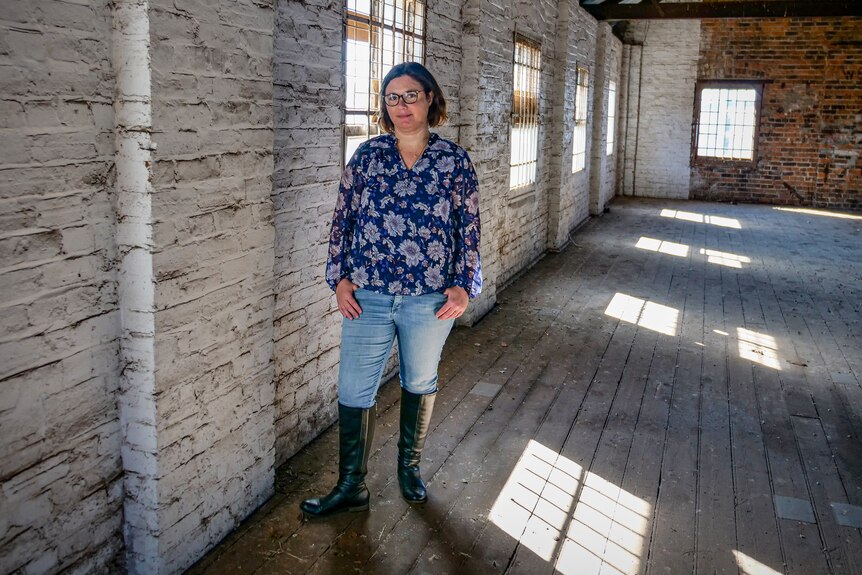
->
[510,35,541,190]
[693,81,761,161]
[344,0,426,165]
[572,66,589,173]
[606,80,616,156]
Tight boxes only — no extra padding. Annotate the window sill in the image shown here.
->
[694,156,757,168]
[508,185,538,207]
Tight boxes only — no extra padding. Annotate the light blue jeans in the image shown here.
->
[338,288,455,409]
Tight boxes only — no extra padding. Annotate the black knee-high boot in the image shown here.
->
[397,389,436,503]
[300,403,375,518]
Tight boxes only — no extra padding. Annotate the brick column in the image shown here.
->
[457,0,511,324]
[112,1,277,573]
[147,1,276,572]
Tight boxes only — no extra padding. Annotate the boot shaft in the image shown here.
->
[398,389,436,466]
[339,403,376,483]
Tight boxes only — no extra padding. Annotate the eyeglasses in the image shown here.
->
[383,90,422,107]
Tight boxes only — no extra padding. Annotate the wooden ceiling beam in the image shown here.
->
[582,1,862,20]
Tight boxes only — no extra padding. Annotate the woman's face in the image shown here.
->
[384,75,432,135]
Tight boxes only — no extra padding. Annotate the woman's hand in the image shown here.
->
[436,286,469,320]
[336,278,362,319]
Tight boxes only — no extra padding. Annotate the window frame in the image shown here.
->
[606,80,616,156]
[342,0,427,166]
[692,79,763,165]
[572,65,589,173]
[509,33,542,191]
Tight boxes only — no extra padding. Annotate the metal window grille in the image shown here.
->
[510,35,541,189]
[606,80,616,156]
[695,86,758,160]
[572,66,589,173]
[344,0,426,164]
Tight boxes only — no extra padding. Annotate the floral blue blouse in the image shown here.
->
[326,133,483,299]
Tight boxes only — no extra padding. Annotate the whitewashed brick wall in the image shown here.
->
[426,0,464,143]
[492,0,556,287]
[588,24,623,215]
[0,0,125,573]
[148,1,276,572]
[619,20,700,199]
[547,4,599,250]
[618,39,640,197]
[457,0,507,321]
[1,0,627,572]
[271,0,345,464]
[596,24,623,213]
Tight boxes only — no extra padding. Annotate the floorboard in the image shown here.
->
[187,198,862,575]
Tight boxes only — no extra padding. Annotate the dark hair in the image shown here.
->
[377,62,447,133]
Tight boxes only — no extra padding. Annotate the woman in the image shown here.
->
[300,62,482,518]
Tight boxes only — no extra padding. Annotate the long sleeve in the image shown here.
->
[325,157,363,291]
[451,154,483,299]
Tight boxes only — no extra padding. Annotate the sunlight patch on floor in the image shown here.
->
[774,207,862,221]
[556,472,650,575]
[737,327,781,370]
[635,237,690,257]
[489,440,577,562]
[605,293,679,337]
[699,248,751,268]
[488,440,651,575]
[660,209,742,229]
[733,550,783,575]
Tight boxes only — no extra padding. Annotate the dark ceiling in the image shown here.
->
[579,0,862,21]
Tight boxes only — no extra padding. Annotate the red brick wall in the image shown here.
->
[692,17,861,210]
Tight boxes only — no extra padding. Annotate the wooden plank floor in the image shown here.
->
[187,198,862,575]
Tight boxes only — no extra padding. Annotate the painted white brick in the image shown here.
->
[1,0,632,572]
[619,20,700,199]
[148,0,276,570]
[0,1,123,572]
